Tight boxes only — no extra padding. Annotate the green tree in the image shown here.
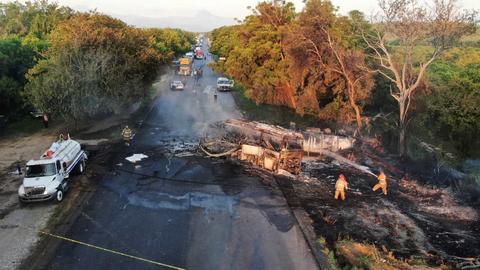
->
[286,1,373,127]
[0,37,36,115]
[25,13,164,122]
[422,48,480,156]
[0,0,73,38]
[214,2,296,108]
[210,25,241,58]
[144,28,195,60]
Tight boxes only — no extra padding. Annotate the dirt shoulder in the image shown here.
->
[18,141,122,270]
[0,128,118,270]
[0,128,60,270]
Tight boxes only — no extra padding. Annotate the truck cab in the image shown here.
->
[18,137,87,203]
[195,47,204,60]
[178,57,192,76]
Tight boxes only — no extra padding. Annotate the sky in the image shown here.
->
[2,0,479,31]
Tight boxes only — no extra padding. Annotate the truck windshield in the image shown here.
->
[218,80,230,84]
[26,163,56,177]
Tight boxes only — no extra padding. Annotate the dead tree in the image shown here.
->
[324,29,374,131]
[362,0,475,158]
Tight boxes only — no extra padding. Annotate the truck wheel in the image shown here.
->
[55,189,64,203]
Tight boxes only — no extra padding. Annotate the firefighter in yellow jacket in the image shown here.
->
[121,125,132,146]
[334,174,348,201]
[373,171,388,195]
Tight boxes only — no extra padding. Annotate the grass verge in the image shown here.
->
[328,238,443,270]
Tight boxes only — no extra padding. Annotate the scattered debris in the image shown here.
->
[76,139,109,146]
[125,154,148,163]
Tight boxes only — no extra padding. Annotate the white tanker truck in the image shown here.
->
[18,135,87,203]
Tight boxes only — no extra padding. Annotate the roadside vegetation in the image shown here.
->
[0,0,195,127]
[209,0,479,161]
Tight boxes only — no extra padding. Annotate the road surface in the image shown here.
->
[37,39,318,270]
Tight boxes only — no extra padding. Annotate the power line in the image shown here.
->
[39,231,185,270]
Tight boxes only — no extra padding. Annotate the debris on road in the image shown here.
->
[125,154,148,163]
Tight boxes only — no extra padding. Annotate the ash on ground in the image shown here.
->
[286,153,480,267]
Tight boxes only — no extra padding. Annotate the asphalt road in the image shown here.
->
[41,40,318,270]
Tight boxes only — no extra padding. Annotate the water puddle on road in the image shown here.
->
[128,191,236,215]
[104,179,236,216]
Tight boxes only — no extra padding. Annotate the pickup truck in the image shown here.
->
[217,77,234,91]
[170,81,185,90]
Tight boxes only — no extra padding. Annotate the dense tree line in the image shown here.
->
[420,48,480,156]
[210,2,375,127]
[210,0,478,158]
[0,0,73,116]
[0,1,194,121]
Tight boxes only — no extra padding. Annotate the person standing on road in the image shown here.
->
[16,162,22,175]
[42,113,49,128]
[122,125,132,146]
[373,170,388,195]
[334,174,348,201]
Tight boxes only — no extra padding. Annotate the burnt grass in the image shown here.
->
[276,153,480,267]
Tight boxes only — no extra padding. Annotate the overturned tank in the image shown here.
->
[200,119,355,175]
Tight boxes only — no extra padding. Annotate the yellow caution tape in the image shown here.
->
[39,231,186,270]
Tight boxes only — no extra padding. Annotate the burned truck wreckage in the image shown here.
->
[200,119,356,175]
[200,119,480,269]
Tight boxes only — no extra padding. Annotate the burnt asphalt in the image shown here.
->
[37,41,318,270]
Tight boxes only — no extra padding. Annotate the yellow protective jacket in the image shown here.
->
[122,128,132,139]
[378,173,387,185]
[335,179,348,191]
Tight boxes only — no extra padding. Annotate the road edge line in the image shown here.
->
[273,176,333,270]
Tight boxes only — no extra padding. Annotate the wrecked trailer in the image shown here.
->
[236,144,303,175]
[200,140,303,175]
[200,119,354,175]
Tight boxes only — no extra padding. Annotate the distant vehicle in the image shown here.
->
[218,57,226,61]
[30,109,43,118]
[217,77,234,91]
[195,47,204,60]
[18,135,87,203]
[178,57,192,76]
[170,81,185,90]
